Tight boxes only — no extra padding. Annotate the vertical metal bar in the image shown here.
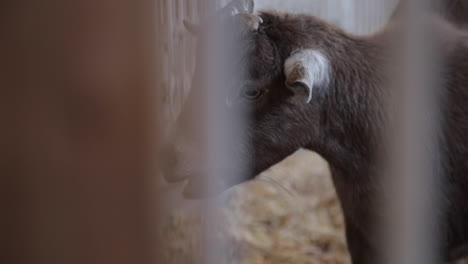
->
[194,1,246,264]
[198,2,223,262]
[383,0,443,263]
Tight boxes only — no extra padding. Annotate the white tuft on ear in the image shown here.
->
[284,49,331,103]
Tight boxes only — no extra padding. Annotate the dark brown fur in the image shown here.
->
[242,12,468,263]
[164,2,468,263]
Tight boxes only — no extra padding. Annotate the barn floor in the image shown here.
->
[160,149,468,264]
[161,150,349,264]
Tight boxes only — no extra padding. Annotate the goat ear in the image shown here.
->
[284,49,331,103]
[183,20,199,35]
[225,0,255,15]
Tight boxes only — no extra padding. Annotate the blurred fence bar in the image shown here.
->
[159,0,200,124]
[159,0,224,126]
[157,0,232,264]
[383,0,444,264]
[1,1,158,264]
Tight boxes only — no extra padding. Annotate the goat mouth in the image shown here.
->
[182,179,224,199]
[182,175,244,200]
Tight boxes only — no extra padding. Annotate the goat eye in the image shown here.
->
[242,89,263,100]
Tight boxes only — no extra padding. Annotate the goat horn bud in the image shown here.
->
[238,14,263,31]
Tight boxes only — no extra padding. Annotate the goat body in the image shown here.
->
[166,1,468,263]
[254,11,468,264]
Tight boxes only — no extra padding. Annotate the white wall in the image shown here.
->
[254,0,399,35]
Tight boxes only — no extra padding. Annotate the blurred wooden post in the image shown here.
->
[0,1,159,264]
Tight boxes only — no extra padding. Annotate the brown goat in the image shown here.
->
[163,0,468,263]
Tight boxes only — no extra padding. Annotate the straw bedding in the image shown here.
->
[162,150,349,264]
[161,150,468,264]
